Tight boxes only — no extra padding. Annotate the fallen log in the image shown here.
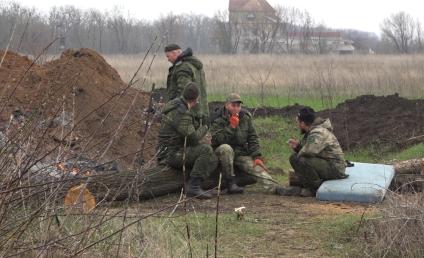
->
[26,165,257,210]
[394,158,424,175]
[391,174,424,192]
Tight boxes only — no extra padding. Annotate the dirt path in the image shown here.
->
[135,188,375,257]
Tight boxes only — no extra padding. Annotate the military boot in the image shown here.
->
[226,176,244,194]
[186,177,212,199]
[275,186,302,196]
[300,188,316,197]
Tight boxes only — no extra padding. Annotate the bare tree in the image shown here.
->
[213,11,236,54]
[299,10,314,54]
[275,6,301,54]
[312,24,329,54]
[415,19,424,52]
[381,12,416,54]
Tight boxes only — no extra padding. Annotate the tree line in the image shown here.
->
[0,1,421,55]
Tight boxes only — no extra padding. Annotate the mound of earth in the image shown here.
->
[318,94,424,150]
[0,49,158,168]
[209,95,424,151]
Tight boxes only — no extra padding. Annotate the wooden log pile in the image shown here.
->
[28,165,257,211]
[392,158,424,192]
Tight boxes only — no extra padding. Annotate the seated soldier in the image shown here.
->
[157,83,218,199]
[281,107,348,197]
[210,93,283,195]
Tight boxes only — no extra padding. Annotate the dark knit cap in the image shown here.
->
[164,44,181,52]
[183,82,200,101]
[297,107,316,125]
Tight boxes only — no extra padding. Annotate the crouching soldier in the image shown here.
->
[157,83,218,199]
[210,93,282,194]
[281,107,348,197]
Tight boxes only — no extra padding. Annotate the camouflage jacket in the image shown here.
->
[166,48,209,119]
[210,107,261,158]
[157,98,208,161]
[297,117,346,173]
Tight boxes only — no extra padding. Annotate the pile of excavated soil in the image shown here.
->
[0,49,158,168]
[318,94,424,150]
[210,95,424,151]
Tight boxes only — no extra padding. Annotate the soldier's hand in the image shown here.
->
[253,158,268,172]
[199,132,212,145]
[229,115,240,129]
[288,139,299,150]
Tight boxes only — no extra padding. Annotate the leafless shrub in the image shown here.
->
[362,192,424,257]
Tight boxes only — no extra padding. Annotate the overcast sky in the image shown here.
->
[10,0,424,34]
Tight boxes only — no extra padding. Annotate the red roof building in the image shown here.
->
[229,0,275,13]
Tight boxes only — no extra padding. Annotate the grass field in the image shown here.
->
[108,54,424,107]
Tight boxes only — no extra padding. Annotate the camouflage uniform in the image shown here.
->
[211,107,278,193]
[157,97,217,179]
[166,48,209,122]
[290,117,348,190]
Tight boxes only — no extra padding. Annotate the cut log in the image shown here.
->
[394,158,424,175]
[32,165,257,210]
[391,174,424,192]
[390,158,424,192]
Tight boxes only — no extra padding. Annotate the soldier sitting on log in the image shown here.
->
[210,93,284,195]
[157,83,217,199]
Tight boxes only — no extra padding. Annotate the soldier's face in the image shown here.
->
[297,118,308,134]
[187,98,199,109]
[166,50,182,63]
[226,102,241,115]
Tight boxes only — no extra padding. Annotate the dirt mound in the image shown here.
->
[0,50,33,69]
[210,94,424,151]
[0,49,157,168]
[318,94,424,150]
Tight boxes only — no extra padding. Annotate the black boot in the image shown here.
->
[186,177,212,199]
[226,177,244,194]
[275,186,302,196]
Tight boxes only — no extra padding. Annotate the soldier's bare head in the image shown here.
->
[297,107,315,134]
[225,93,243,116]
[183,82,200,108]
[164,44,182,64]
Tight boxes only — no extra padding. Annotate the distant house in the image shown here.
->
[228,0,355,54]
[229,0,278,53]
[279,31,355,55]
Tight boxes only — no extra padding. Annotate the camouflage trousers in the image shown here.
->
[167,144,218,179]
[215,144,277,193]
[289,153,347,191]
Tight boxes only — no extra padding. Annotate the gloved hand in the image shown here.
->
[229,115,240,129]
[253,158,269,172]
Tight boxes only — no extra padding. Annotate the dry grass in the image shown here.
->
[363,192,424,257]
[107,54,424,99]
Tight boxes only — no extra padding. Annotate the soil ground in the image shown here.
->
[131,188,373,257]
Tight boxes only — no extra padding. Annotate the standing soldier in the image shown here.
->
[281,107,348,197]
[157,83,217,199]
[210,93,283,195]
[164,44,209,123]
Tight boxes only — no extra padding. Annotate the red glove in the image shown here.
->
[253,158,269,173]
[229,115,240,129]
